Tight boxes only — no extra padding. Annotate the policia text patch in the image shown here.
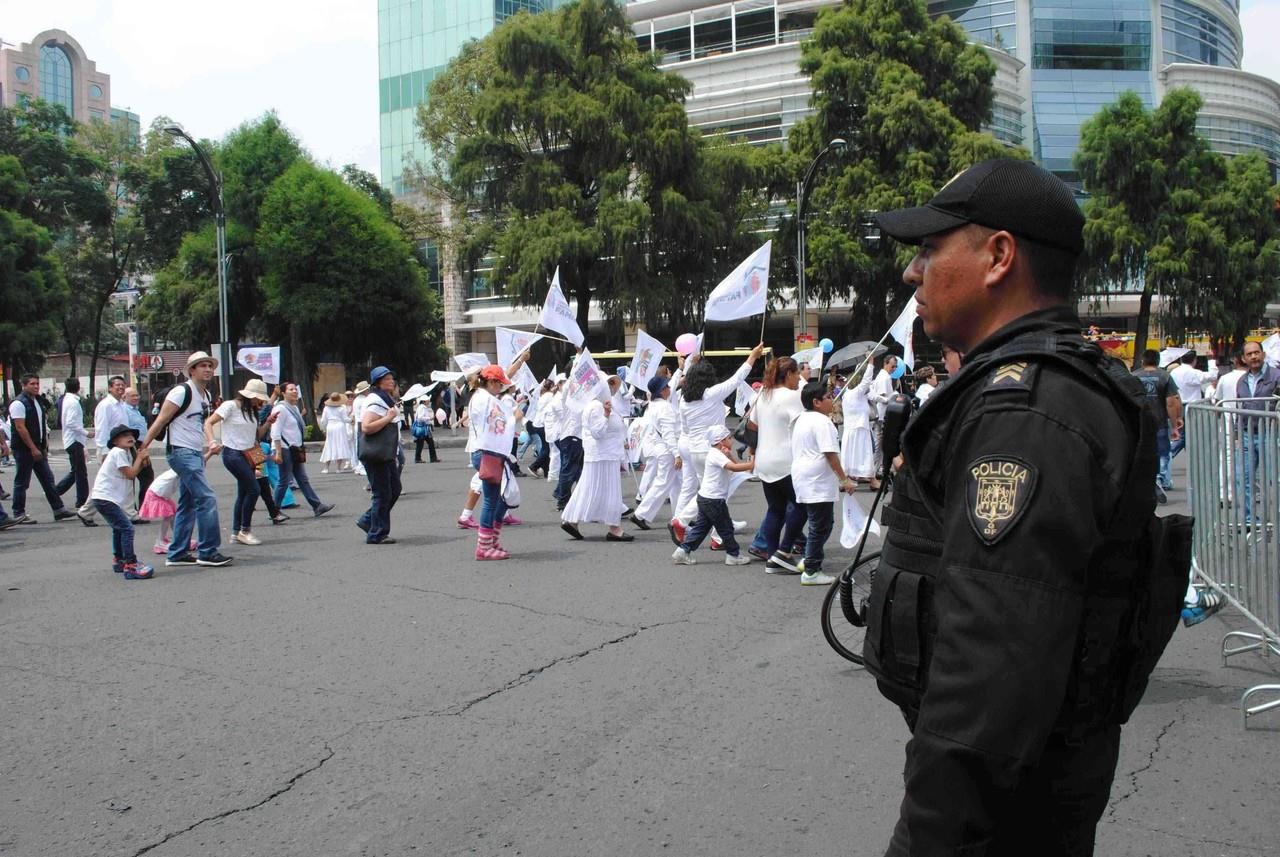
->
[965,455,1038,544]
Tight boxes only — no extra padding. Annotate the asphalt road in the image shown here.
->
[1,445,1276,856]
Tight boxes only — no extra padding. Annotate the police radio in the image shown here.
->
[880,392,914,473]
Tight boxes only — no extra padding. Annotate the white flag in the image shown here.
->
[704,241,770,322]
[565,348,606,411]
[734,381,755,417]
[840,493,881,549]
[452,352,489,372]
[538,268,585,347]
[793,346,823,372]
[628,330,668,395]
[512,363,540,394]
[430,369,465,383]
[495,327,544,368]
[236,346,281,384]
[1262,333,1280,368]
[887,296,919,371]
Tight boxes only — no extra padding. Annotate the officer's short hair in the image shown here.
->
[1020,237,1078,302]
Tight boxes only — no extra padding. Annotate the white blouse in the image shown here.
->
[582,400,626,463]
[677,360,752,451]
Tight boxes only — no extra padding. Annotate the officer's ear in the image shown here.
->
[980,229,1018,289]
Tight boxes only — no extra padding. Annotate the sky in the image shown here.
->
[4,0,1280,185]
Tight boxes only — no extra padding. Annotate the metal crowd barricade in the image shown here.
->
[1185,398,1280,727]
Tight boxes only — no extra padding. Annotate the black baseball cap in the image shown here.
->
[874,159,1084,255]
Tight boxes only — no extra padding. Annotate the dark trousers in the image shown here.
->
[681,495,739,556]
[12,447,65,518]
[553,436,583,509]
[275,450,323,511]
[751,476,807,557]
[256,477,281,518]
[55,441,90,509]
[359,459,401,542]
[93,499,136,562]
[136,462,154,510]
[414,434,438,462]
[794,500,834,571]
[222,447,260,532]
[530,425,550,473]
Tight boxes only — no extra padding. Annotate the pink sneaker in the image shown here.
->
[502,513,523,525]
[457,516,479,530]
[153,542,169,555]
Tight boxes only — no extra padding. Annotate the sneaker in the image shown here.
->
[732,519,748,533]
[165,554,198,567]
[53,509,76,521]
[233,531,262,546]
[112,558,125,574]
[122,563,154,580]
[321,468,329,474]
[667,518,687,546]
[800,570,835,586]
[356,518,370,533]
[748,547,771,562]
[271,514,290,525]
[1182,591,1225,627]
[768,552,799,573]
[152,544,167,555]
[502,513,523,525]
[0,515,25,531]
[710,534,724,551]
[457,516,479,530]
[1155,484,1168,505]
[18,517,38,524]
[77,510,97,527]
[671,547,696,565]
[314,503,335,518]
[725,554,751,566]
[765,560,800,575]
[196,553,234,567]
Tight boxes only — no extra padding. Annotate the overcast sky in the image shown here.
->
[4,0,1279,185]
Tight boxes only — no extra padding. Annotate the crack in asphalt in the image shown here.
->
[1110,817,1259,851]
[1107,712,1180,817]
[129,745,335,857]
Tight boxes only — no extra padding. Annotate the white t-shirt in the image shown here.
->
[1169,363,1208,404]
[215,400,261,451]
[148,468,181,502]
[791,411,840,503]
[916,382,936,404]
[752,387,803,483]
[93,396,126,450]
[699,446,734,500]
[164,382,210,451]
[90,446,134,506]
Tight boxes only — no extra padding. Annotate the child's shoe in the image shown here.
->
[122,562,154,580]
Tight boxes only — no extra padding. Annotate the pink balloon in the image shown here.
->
[675,333,698,356]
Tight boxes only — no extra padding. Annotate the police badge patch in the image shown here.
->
[965,455,1038,545]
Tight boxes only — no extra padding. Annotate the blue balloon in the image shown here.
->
[890,360,906,380]
[820,337,834,354]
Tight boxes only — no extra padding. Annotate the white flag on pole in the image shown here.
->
[452,352,489,373]
[430,369,465,383]
[538,268,585,347]
[512,363,540,394]
[495,327,544,368]
[565,348,606,411]
[236,346,281,384]
[841,493,881,549]
[1262,333,1280,368]
[704,241,770,322]
[887,296,919,370]
[628,329,668,395]
[734,381,755,417]
[793,346,823,372]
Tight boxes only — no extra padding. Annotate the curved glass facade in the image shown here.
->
[1198,114,1280,174]
[39,44,73,113]
[928,0,1017,55]
[1161,0,1239,68]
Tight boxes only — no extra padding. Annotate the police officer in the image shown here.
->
[863,159,1158,855]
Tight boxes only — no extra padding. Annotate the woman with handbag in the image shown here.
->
[269,382,335,519]
[468,364,520,560]
[204,379,279,546]
[412,397,438,463]
[357,366,403,544]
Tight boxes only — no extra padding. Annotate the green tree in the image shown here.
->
[129,117,218,272]
[0,155,67,396]
[792,0,1017,336]
[420,0,780,336]
[0,101,109,233]
[1075,88,1224,364]
[258,161,444,412]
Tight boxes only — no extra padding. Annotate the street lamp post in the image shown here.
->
[163,122,232,398]
[795,137,847,347]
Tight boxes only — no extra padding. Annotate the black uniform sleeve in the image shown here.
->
[893,403,1123,853]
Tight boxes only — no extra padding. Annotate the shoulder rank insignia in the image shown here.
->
[986,361,1038,392]
[966,455,1038,545]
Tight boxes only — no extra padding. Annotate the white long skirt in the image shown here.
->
[321,421,355,463]
[562,460,626,526]
[841,424,876,479]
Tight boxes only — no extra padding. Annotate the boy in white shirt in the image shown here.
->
[90,425,153,579]
[672,425,754,566]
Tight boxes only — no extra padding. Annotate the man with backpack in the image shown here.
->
[139,352,231,567]
[862,159,1188,855]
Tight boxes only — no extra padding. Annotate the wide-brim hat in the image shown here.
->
[185,350,218,371]
[238,378,270,401]
[353,381,371,394]
[326,392,345,405]
[108,424,139,445]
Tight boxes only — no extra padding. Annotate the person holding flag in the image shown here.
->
[561,375,633,542]
[631,375,681,530]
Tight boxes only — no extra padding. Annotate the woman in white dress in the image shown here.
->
[840,364,879,490]
[319,393,354,473]
[561,375,634,542]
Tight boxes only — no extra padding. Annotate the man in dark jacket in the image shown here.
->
[865,159,1158,856]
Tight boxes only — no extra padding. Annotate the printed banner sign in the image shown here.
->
[793,346,823,372]
[704,241,770,322]
[430,370,465,383]
[538,268,585,347]
[236,346,281,384]
[478,393,515,452]
[628,329,668,395]
[565,348,606,411]
[734,381,755,417]
[496,327,545,368]
[452,352,489,373]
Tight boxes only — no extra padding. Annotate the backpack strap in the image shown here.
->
[155,381,194,440]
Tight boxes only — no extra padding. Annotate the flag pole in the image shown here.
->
[832,326,895,403]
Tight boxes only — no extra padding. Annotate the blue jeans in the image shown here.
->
[94,499,135,562]
[221,447,260,532]
[168,446,221,560]
[1155,426,1172,490]
[553,437,583,509]
[1236,429,1271,524]
[472,451,508,529]
[11,446,66,518]
[751,476,807,557]
[262,442,295,506]
[275,449,323,511]
[55,441,90,509]
[359,459,401,542]
[799,501,835,572]
[682,495,739,556]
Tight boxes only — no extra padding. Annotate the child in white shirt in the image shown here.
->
[672,425,754,565]
[90,425,153,579]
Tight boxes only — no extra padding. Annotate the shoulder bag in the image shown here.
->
[359,423,399,464]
